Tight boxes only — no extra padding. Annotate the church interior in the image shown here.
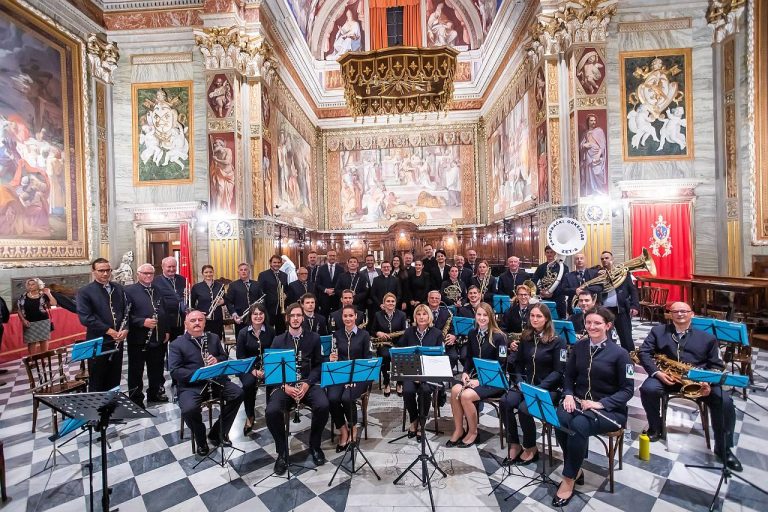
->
[0,0,767,510]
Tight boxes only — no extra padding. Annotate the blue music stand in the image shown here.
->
[684,369,766,511]
[553,320,578,345]
[540,300,559,319]
[452,316,474,336]
[691,316,716,335]
[71,337,104,362]
[713,320,749,346]
[492,294,512,315]
[474,358,509,390]
[319,335,333,357]
[321,358,383,486]
[263,349,297,386]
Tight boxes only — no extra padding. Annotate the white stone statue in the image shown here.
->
[113,251,135,285]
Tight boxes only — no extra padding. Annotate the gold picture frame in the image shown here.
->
[0,0,89,264]
[754,0,768,242]
[619,48,694,161]
[131,80,194,186]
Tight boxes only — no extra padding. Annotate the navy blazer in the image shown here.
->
[335,271,369,307]
[585,269,639,314]
[534,261,569,299]
[328,308,365,331]
[497,270,531,297]
[302,313,328,336]
[331,327,372,361]
[429,307,452,335]
[464,330,507,376]
[398,326,444,348]
[315,263,344,296]
[257,269,289,317]
[270,330,323,385]
[500,303,531,334]
[287,279,314,306]
[76,281,129,342]
[370,274,401,306]
[191,281,225,321]
[152,274,188,329]
[372,309,407,334]
[638,324,723,377]
[510,334,566,390]
[561,269,589,303]
[235,324,275,366]
[225,279,263,317]
[125,283,167,347]
[169,332,228,390]
[459,266,474,288]
[469,275,497,303]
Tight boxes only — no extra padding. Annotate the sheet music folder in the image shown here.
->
[390,346,452,381]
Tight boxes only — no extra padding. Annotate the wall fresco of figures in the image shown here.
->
[273,111,314,222]
[578,109,608,197]
[206,73,234,118]
[208,132,236,214]
[426,1,470,50]
[323,0,365,60]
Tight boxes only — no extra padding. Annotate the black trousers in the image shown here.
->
[607,307,634,352]
[265,384,329,455]
[326,382,368,429]
[378,345,391,386]
[500,390,539,448]
[206,319,225,342]
[555,406,625,479]
[639,378,735,454]
[178,380,243,446]
[89,342,123,392]
[127,342,165,404]
[240,371,259,419]
[402,381,435,425]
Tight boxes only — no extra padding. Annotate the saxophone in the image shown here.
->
[442,309,453,339]
[357,310,368,330]
[372,330,405,348]
[630,351,702,399]
[478,274,490,297]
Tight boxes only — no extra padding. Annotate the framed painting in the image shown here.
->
[619,48,693,161]
[0,0,89,263]
[132,81,193,185]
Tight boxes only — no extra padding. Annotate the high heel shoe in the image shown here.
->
[518,451,539,465]
[243,417,254,436]
[336,442,350,453]
[396,384,403,397]
[457,436,476,448]
[446,430,467,448]
[383,385,391,397]
[575,470,585,486]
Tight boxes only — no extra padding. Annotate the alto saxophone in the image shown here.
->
[630,351,702,399]
[372,330,405,348]
[442,310,453,339]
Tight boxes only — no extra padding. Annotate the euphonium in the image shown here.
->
[630,350,702,399]
[572,248,657,308]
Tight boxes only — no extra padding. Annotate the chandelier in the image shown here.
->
[338,46,459,120]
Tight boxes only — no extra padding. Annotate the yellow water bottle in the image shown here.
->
[639,433,651,461]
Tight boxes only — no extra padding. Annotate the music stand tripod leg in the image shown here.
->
[329,386,381,487]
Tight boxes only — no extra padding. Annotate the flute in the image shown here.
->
[572,397,621,429]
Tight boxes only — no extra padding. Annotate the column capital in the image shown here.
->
[194,25,277,81]
[707,0,746,43]
[86,34,120,84]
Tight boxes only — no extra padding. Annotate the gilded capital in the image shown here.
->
[239,34,277,83]
[194,26,242,70]
[86,34,120,84]
[707,0,746,43]
[528,0,616,56]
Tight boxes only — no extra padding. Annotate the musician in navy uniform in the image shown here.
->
[432,250,451,290]
[335,257,368,311]
[469,260,497,303]
[152,256,188,341]
[372,292,407,396]
[500,285,533,336]
[265,303,329,474]
[440,265,467,308]
[553,307,633,507]
[287,267,314,305]
[497,256,530,298]
[191,265,226,341]
[225,262,263,338]
[370,261,401,324]
[569,290,595,335]
[328,289,366,332]
[456,286,484,365]
[315,249,343,316]
[499,303,565,464]
[258,255,290,334]
[236,303,274,436]
[637,301,741,471]
[534,246,569,319]
[169,310,243,457]
[426,291,456,370]
[327,305,372,452]
[77,258,129,392]
[561,253,589,315]
[300,293,328,336]
[125,264,169,406]
[397,304,445,439]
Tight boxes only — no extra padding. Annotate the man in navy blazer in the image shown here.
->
[637,301,741,471]
[152,256,188,341]
[315,249,343,316]
[169,310,243,457]
[257,255,290,334]
[497,256,530,298]
[561,252,589,314]
[225,262,263,338]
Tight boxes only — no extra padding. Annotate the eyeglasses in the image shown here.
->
[95,268,112,273]
[289,313,304,318]
[669,310,692,314]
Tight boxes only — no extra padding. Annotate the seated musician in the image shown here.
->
[553,307,633,507]
[441,265,467,308]
[169,310,244,457]
[371,292,407,397]
[300,293,328,336]
[328,304,372,452]
[426,290,455,369]
[569,290,596,335]
[637,301,741,471]
[499,303,565,465]
[236,303,274,435]
[398,303,445,440]
[500,285,532,337]
[265,303,329,474]
[328,289,366,332]
[446,302,507,448]
[469,260,497,303]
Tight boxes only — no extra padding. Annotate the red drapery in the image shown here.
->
[369,0,422,49]
[630,202,693,302]
[0,309,85,363]
[179,222,194,285]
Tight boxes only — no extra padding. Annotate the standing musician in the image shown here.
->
[362,254,383,288]
[421,244,440,290]
[433,250,451,290]
[553,307,633,507]
[499,303,565,465]
[469,260,497,303]
[441,265,467,308]
[446,302,507,448]
[464,248,478,276]
[562,253,589,314]
[534,246,569,319]
[306,250,320,283]
[408,260,432,308]
[191,265,226,341]
[300,293,328,336]
[637,301,741,471]
[328,304,372,452]
[125,264,169,406]
[335,257,368,311]
[454,255,473,287]
[399,252,415,314]
[500,285,533,337]
[315,249,343,316]
[226,262,263,338]
[372,292,407,397]
[580,251,639,353]
[497,256,530,298]
[169,310,243,457]
[265,303,329,473]
[152,256,188,342]
[398,304,445,440]
[287,266,314,306]
[77,258,129,392]
[258,255,290,334]
[236,303,274,436]
[328,289,366,332]
[370,261,401,325]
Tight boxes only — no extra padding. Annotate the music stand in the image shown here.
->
[319,335,333,358]
[33,417,88,477]
[390,350,452,512]
[452,316,474,336]
[189,358,255,468]
[553,320,578,345]
[540,300,559,319]
[36,391,153,512]
[322,358,383,486]
[71,337,105,361]
[683,369,766,511]
[255,349,314,484]
[492,295,512,315]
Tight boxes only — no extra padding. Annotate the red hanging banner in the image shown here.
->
[630,202,693,302]
[179,222,194,286]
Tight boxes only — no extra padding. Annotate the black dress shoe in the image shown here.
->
[274,456,287,475]
[518,452,539,465]
[502,454,521,466]
[336,442,349,453]
[721,449,743,472]
[311,448,326,466]
[196,443,210,457]
[445,439,461,448]
[552,491,574,508]
[644,429,662,442]
[407,429,417,439]
[457,438,476,448]
[243,418,254,436]
[209,434,232,447]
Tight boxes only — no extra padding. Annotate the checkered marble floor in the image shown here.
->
[1,319,767,511]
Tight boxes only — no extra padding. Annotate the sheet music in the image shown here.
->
[420,355,453,378]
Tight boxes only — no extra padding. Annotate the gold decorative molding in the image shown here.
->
[707,0,746,43]
[130,53,193,65]
[194,25,277,80]
[576,96,607,108]
[618,18,692,33]
[527,0,617,59]
[325,124,475,152]
[549,118,562,205]
[207,119,236,132]
[86,33,119,84]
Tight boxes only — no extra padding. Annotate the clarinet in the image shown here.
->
[293,350,303,423]
[109,302,131,362]
[572,396,622,429]
[200,333,210,364]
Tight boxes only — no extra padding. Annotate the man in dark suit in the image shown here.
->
[464,248,478,275]
[125,263,169,406]
[637,302,741,471]
[169,310,243,457]
[77,258,129,392]
[300,293,327,335]
[585,251,639,352]
[315,249,343,316]
[433,250,451,290]
[497,256,530,298]
[328,290,366,332]
[225,262,263,338]
[533,246,569,319]
[454,255,473,287]
[307,250,320,284]
[287,266,314,305]
[152,256,188,342]
[258,255,290,334]
[335,256,368,311]
[370,261,400,328]
[561,252,589,314]
[421,244,440,289]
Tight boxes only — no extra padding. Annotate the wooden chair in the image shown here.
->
[331,388,371,442]
[22,347,87,433]
[661,393,711,449]
[646,288,670,323]
[481,397,505,448]
[401,392,442,435]
[593,429,624,493]
[637,287,654,321]
[179,398,219,454]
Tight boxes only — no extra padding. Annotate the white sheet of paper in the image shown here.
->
[420,355,453,378]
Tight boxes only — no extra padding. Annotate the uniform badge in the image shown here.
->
[626,364,635,378]
[499,344,507,358]
[560,348,567,362]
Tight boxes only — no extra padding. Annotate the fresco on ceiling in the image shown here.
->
[426,1,469,49]
[324,0,364,60]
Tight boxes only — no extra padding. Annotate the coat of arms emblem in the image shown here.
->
[650,215,673,257]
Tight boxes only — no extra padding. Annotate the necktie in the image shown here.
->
[104,284,112,294]
[168,276,177,294]
[329,264,334,280]
[578,271,584,283]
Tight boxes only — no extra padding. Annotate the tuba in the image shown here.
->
[630,351,701,399]
[572,248,656,308]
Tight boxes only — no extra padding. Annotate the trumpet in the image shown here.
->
[206,284,226,320]
[277,279,287,315]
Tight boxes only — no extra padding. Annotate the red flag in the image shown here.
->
[179,222,194,286]
[630,202,693,301]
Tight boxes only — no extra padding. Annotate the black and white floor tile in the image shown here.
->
[1,319,766,511]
